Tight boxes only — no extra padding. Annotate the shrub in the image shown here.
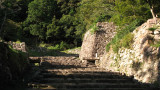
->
[59,41,69,50]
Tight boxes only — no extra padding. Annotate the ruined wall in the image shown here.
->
[8,41,27,52]
[98,19,160,83]
[0,42,29,88]
[79,22,116,60]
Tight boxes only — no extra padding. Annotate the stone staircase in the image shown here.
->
[27,56,153,90]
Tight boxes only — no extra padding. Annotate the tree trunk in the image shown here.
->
[150,6,156,19]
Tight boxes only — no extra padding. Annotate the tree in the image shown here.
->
[0,0,21,39]
[75,0,114,29]
[110,0,151,26]
[23,0,57,41]
[143,0,160,19]
[8,0,33,22]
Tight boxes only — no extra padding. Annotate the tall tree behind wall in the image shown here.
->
[143,0,160,19]
[110,0,151,26]
[23,0,57,42]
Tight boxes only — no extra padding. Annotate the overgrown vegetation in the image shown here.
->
[148,27,157,31]
[28,42,74,56]
[90,23,99,34]
[151,41,160,47]
[1,0,159,50]
[148,25,159,32]
[0,0,160,88]
[121,33,134,48]
[106,19,142,52]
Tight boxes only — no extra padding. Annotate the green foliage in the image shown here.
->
[75,0,114,29]
[90,23,99,34]
[28,41,71,56]
[110,0,151,26]
[106,43,111,52]
[148,27,157,31]
[121,33,134,48]
[142,0,160,18]
[47,41,69,50]
[1,19,21,41]
[106,19,140,53]
[151,41,160,47]
[112,43,120,53]
[23,0,57,40]
[2,0,160,52]
[148,25,159,31]
[16,40,21,44]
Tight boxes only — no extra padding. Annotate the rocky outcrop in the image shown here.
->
[98,19,160,83]
[79,22,116,61]
[0,42,28,89]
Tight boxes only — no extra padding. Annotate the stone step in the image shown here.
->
[32,78,134,83]
[27,56,154,90]
[42,67,104,71]
[41,70,119,74]
[28,83,148,89]
[83,57,100,61]
[39,73,132,79]
[27,88,149,90]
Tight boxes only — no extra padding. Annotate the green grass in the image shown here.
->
[148,25,160,32]
[28,48,58,57]
[151,41,160,47]
[90,23,99,34]
[62,47,81,54]
[106,19,141,53]
[28,41,73,56]
[121,33,134,48]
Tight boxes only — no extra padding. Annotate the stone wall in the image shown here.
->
[79,22,116,61]
[98,19,160,83]
[8,41,27,52]
[0,42,29,88]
